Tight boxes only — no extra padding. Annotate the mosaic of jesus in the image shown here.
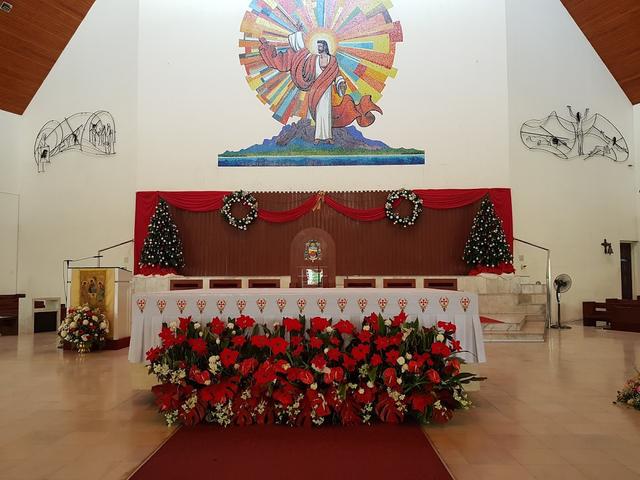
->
[219,0,425,167]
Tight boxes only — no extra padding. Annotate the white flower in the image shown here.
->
[384,319,392,326]
[401,364,409,372]
[310,383,318,390]
[324,348,329,354]
[436,334,445,342]
[215,338,220,344]
[99,322,107,330]
[397,356,406,366]
[367,381,374,388]
[199,332,204,337]
[169,321,177,331]
[208,355,220,374]
[227,322,234,329]
[92,315,98,321]
[74,315,80,321]
[363,325,370,331]
[83,306,90,312]
[325,326,333,333]
[406,353,412,360]
[69,322,77,329]
[61,331,67,338]
[397,378,402,385]
[194,322,201,330]
[358,388,365,394]
[82,319,89,325]
[81,334,89,341]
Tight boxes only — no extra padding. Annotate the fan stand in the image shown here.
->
[550,290,571,329]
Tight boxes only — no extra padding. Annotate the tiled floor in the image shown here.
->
[1,326,639,479]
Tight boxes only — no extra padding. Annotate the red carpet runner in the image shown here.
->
[131,424,452,480]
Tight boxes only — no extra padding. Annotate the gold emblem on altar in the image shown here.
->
[304,240,322,262]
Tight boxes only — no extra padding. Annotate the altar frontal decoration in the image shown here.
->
[385,189,423,227]
[146,313,480,427]
[463,196,514,274]
[221,191,259,230]
[139,198,185,275]
[134,189,514,275]
[58,305,109,353]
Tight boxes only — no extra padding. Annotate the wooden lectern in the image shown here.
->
[69,267,131,349]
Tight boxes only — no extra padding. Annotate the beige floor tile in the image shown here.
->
[2,326,640,479]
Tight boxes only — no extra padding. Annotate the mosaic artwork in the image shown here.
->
[219,0,425,167]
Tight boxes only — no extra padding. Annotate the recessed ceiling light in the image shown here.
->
[0,2,13,13]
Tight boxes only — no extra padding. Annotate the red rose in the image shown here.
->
[189,366,211,385]
[269,337,288,356]
[188,338,208,356]
[364,312,379,331]
[357,330,372,343]
[375,336,390,351]
[437,321,456,333]
[342,354,357,372]
[311,354,327,371]
[389,333,403,346]
[255,361,276,385]
[251,335,269,348]
[179,316,192,332]
[370,354,382,366]
[236,315,256,329]
[220,348,239,368]
[327,348,342,362]
[297,369,314,385]
[209,317,225,335]
[392,310,407,327]
[334,320,355,335]
[290,336,302,347]
[382,367,398,388]
[283,317,302,332]
[309,336,323,349]
[239,358,258,377]
[145,346,163,362]
[431,342,452,357]
[329,337,340,346]
[351,344,370,362]
[310,316,330,332]
[231,335,246,347]
[323,366,344,384]
[410,393,434,412]
[385,349,400,365]
[426,369,441,384]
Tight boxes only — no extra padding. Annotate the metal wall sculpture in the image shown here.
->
[33,110,116,172]
[520,106,628,162]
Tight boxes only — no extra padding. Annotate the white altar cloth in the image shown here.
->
[128,288,486,364]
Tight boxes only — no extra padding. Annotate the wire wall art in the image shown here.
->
[34,110,116,173]
[520,106,629,162]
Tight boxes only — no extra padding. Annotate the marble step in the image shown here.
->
[482,317,546,342]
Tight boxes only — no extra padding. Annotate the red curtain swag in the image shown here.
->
[135,189,515,275]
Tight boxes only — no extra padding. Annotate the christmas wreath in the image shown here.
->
[221,191,259,230]
[385,189,423,227]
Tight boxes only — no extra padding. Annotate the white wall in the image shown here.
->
[5,0,638,330]
[136,0,510,191]
[15,0,138,331]
[0,110,21,294]
[507,0,636,321]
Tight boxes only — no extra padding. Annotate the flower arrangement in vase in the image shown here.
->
[58,305,109,353]
[616,370,640,411]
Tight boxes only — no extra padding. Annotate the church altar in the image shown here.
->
[128,288,485,364]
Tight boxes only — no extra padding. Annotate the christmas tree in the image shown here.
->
[139,198,185,271]
[463,196,513,268]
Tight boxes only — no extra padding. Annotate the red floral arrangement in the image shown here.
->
[146,312,480,427]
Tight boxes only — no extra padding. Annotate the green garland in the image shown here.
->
[221,191,258,230]
[385,188,423,227]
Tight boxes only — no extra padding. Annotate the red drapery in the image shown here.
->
[135,189,514,275]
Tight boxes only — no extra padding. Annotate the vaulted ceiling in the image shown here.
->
[560,0,640,105]
[0,0,95,115]
[0,0,638,115]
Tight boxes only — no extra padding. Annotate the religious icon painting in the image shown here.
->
[218,0,425,167]
[304,240,322,262]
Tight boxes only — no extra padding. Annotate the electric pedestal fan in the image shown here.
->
[550,273,572,329]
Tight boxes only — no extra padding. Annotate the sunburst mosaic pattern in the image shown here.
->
[239,0,403,124]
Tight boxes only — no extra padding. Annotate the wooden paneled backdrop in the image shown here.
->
[169,192,480,277]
